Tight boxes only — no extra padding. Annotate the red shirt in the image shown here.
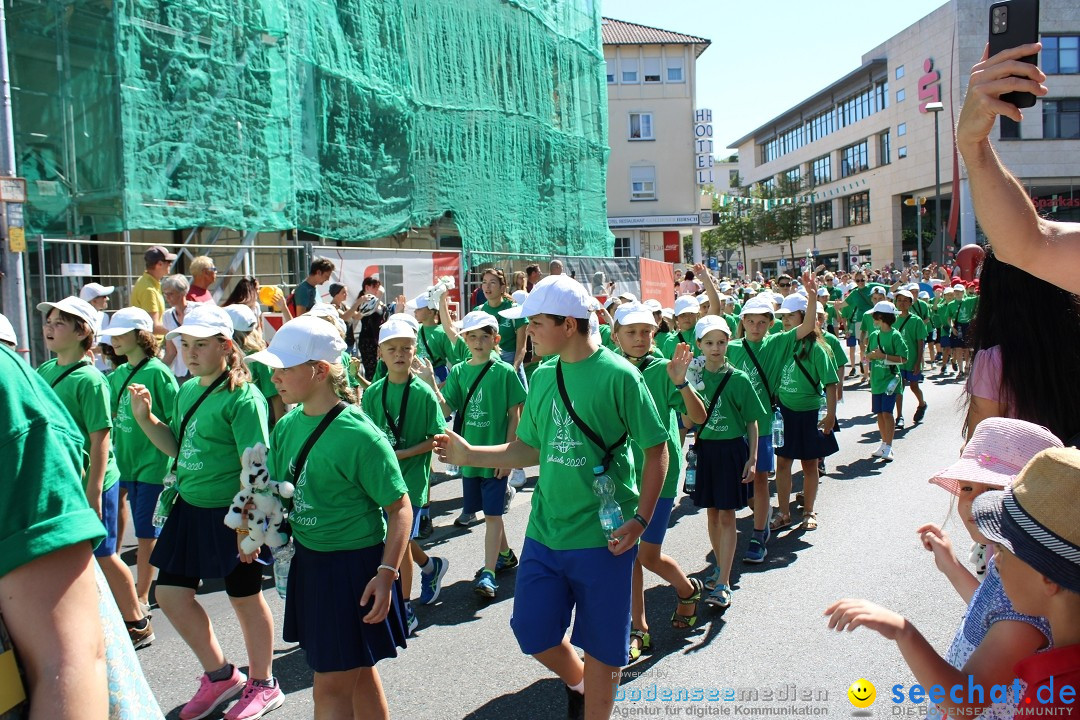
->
[1014,644,1080,717]
[186,285,213,304]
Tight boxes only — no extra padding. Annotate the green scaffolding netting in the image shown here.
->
[9,0,612,256]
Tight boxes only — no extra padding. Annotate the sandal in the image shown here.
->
[628,629,651,662]
[769,512,792,531]
[802,511,819,530]
[703,567,721,591]
[671,577,703,629]
[704,584,732,609]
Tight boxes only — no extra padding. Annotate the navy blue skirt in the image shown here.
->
[283,541,408,673]
[150,497,272,579]
[775,404,839,460]
[692,437,750,511]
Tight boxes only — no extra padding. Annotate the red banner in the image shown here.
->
[663,231,681,263]
[432,252,462,305]
[639,257,674,305]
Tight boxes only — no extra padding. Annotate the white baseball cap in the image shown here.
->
[661,307,674,320]
[460,311,499,333]
[643,299,662,313]
[511,290,529,305]
[499,275,592,320]
[696,294,710,304]
[79,282,115,302]
[618,292,638,303]
[873,300,898,314]
[696,315,731,340]
[739,299,776,318]
[895,289,914,301]
[816,287,828,297]
[386,312,420,332]
[225,304,258,333]
[952,284,966,293]
[98,307,154,338]
[718,281,732,292]
[673,295,701,316]
[406,292,430,310]
[613,303,656,328]
[919,290,931,300]
[307,303,347,336]
[37,296,99,330]
[871,286,887,296]
[379,319,418,345]
[603,296,620,310]
[246,316,347,369]
[906,282,921,292]
[164,304,234,340]
[774,294,808,316]
[0,313,16,345]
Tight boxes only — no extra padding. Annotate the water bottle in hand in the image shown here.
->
[817,395,828,423]
[772,408,785,448]
[886,373,901,395]
[594,469,624,541]
[684,447,698,493]
[272,541,295,599]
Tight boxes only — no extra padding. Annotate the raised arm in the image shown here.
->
[796,272,818,339]
[694,263,723,316]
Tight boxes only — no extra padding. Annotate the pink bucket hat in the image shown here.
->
[928,417,1063,496]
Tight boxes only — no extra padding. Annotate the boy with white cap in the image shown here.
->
[955,282,978,379]
[935,285,956,375]
[893,290,929,428]
[663,294,703,359]
[406,288,459,383]
[866,301,908,461]
[361,319,446,634]
[436,275,669,720]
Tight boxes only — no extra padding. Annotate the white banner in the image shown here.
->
[313,247,462,308]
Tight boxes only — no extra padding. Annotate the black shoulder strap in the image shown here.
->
[792,351,824,397]
[173,372,229,473]
[555,360,627,474]
[700,368,733,431]
[897,315,911,332]
[381,375,413,446]
[453,361,494,434]
[877,335,899,376]
[419,326,435,361]
[114,357,151,412]
[742,342,775,407]
[50,360,91,388]
[292,402,348,484]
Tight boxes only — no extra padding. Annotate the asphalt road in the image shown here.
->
[132,367,976,719]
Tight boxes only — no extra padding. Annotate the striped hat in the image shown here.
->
[928,418,1062,496]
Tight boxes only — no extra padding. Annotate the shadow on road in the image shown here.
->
[462,678,575,720]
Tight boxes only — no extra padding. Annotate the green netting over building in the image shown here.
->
[8,0,612,256]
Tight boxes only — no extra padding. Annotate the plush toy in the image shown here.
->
[224,443,295,554]
[685,356,707,392]
[426,275,455,309]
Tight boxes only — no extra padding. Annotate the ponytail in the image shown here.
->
[222,339,251,391]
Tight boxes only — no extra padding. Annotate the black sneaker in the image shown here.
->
[914,404,928,423]
[818,459,827,476]
[895,416,905,429]
[417,514,433,539]
[566,685,585,720]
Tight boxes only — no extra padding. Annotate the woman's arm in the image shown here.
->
[695,263,723,316]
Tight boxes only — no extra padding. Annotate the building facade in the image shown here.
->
[602,18,714,264]
[728,0,1080,276]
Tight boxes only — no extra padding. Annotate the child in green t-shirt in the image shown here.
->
[893,291,929,428]
[225,303,288,426]
[866,302,909,462]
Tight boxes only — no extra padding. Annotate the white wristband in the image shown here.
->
[377,564,400,579]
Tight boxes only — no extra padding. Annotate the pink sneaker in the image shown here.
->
[179,667,246,720]
[224,679,285,720]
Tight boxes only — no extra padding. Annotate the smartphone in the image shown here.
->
[988,0,1040,109]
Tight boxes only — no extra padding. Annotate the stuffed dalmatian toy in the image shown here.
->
[223,443,294,554]
[685,356,708,392]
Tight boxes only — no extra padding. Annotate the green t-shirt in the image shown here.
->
[1,346,105,577]
[859,309,877,335]
[727,327,798,435]
[442,359,527,479]
[723,314,739,335]
[516,349,668,550]
[245,350,280,401]
[958,295,978,324]
[170,379,269,508]
[944,300,961,330]
[417,324,457,369]
[912,299,932,325]
[662,328,699,359]
[696,365,768,442]
[778,340,839,412]
[108,357,178,484]
[895,314,928,372]
[842,285,879,322]
[269,405,408,552]
[37,359,122,493]
[823,332,848,368]
[768,318,784,335]
[627,355,690,499]
[867,328,909,395]
[597,323,618,351]
[361,374,445,506]
[932,298,950,329]
[480,299,525,355]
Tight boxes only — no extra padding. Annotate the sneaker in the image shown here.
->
[418,557,449,605]
[224,679,284,720]
[496,548,519,573]
[881,446,895,462]
[744,538,767,564]
[405,605,418,635]
[871,444,886,458]
[180,667,246,720]
[704,584,732,608]
[503,485,515,513]
[417,513,433,539]
[914,403,928,423]
[566,685,585,720]
[454,512,479,528]
[703,566,721,591]
[895,416,905,429]
[762,523,771,545]
[139,600,152,617]
[473,571,498,598]
[847,367,857,378]
[818,459,827,476]
[128,618,155,650]
[508,468,527,489]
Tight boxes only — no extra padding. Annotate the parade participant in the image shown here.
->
[417,311,526,599]
[361,320,446,633]
[866,301,908,461]
[128,303,282,720]
[857,286,888,379]
[100,307,179,613]
[954,282,978,379]
[37,297,152,648]
[247,316,411,720]
[691,316,766,608]
[477,268,528,387]
[893,290,929,427]
[772,294,839,531]
[407,289,459,384]
[435,275,669,720]
[835,271,876,378]
[920,289,941,367]
[825,418,1057,720]
[227,304,287,427]
[817,304,847,478]
[662,294,702,359]
[935,286,957,376]
[611,303,706,658]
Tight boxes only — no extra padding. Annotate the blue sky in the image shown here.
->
[601,0,949,152]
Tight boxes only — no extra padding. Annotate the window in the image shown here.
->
[605,61,615,84]
[896,88,906,103]
[1044,99,1080,139]
[896,65,905,79]
[643,58,661,83]
[1000,117,1021,139]
[1043,37,1080,75]
[841,140,869,177]
[763,79,888,164]
[666,57,684,83]
[630,166,656,201]
[814,201,833,232]
[879,131,891,166]
[898,146,908,159]
[845,191,871,226]
[785,166,801,184]
[629,112,654,140]
[621,59,638,84]
[897,122,907,136]
[812,155,831,185]
[729,169,740,186]
[614,237,631,258]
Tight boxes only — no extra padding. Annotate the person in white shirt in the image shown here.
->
[80,282,115,371]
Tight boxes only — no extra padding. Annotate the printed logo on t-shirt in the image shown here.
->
[780,361,798,393]
[288,460,316,526]
[550,399,583,455]
[704,393,728,434]
[466,388,490,428]
[115,393,134,433]
[734,357,764,396]
[178,417,203,471]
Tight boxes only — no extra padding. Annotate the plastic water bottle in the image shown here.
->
[152,473,177,529]
[817,395,828,423]
[593,469,624,541]
[772,408,785,448]
[445,463,459,476]
[886,373,901,395]
[272,541,294,599]
[684,447,698,493]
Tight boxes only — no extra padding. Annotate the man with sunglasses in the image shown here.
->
[774,274,794,297]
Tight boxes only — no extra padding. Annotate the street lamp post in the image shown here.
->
[925,101,944,265]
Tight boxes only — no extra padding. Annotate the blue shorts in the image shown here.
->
[901,370,923,384]
[463,476,509,517]
[872,393,897,414]
[94,482,121,558]
[120,480,164,540]
[511,537,637,668]
[756,433,775,474]
[640,496,675,545]
[434,364,449,383]
[845,334,858,348]
[940,335,953,349]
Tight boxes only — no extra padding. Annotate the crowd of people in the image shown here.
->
[2,43,1079,720]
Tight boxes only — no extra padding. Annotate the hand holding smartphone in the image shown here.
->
[988,0,1041,109]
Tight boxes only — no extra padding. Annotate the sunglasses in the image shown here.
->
[777,283,791,288]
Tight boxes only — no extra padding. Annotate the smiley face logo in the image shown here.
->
[847,679,876,709]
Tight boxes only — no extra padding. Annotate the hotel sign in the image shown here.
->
[694,109,714,185]
[608,214,702,228]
